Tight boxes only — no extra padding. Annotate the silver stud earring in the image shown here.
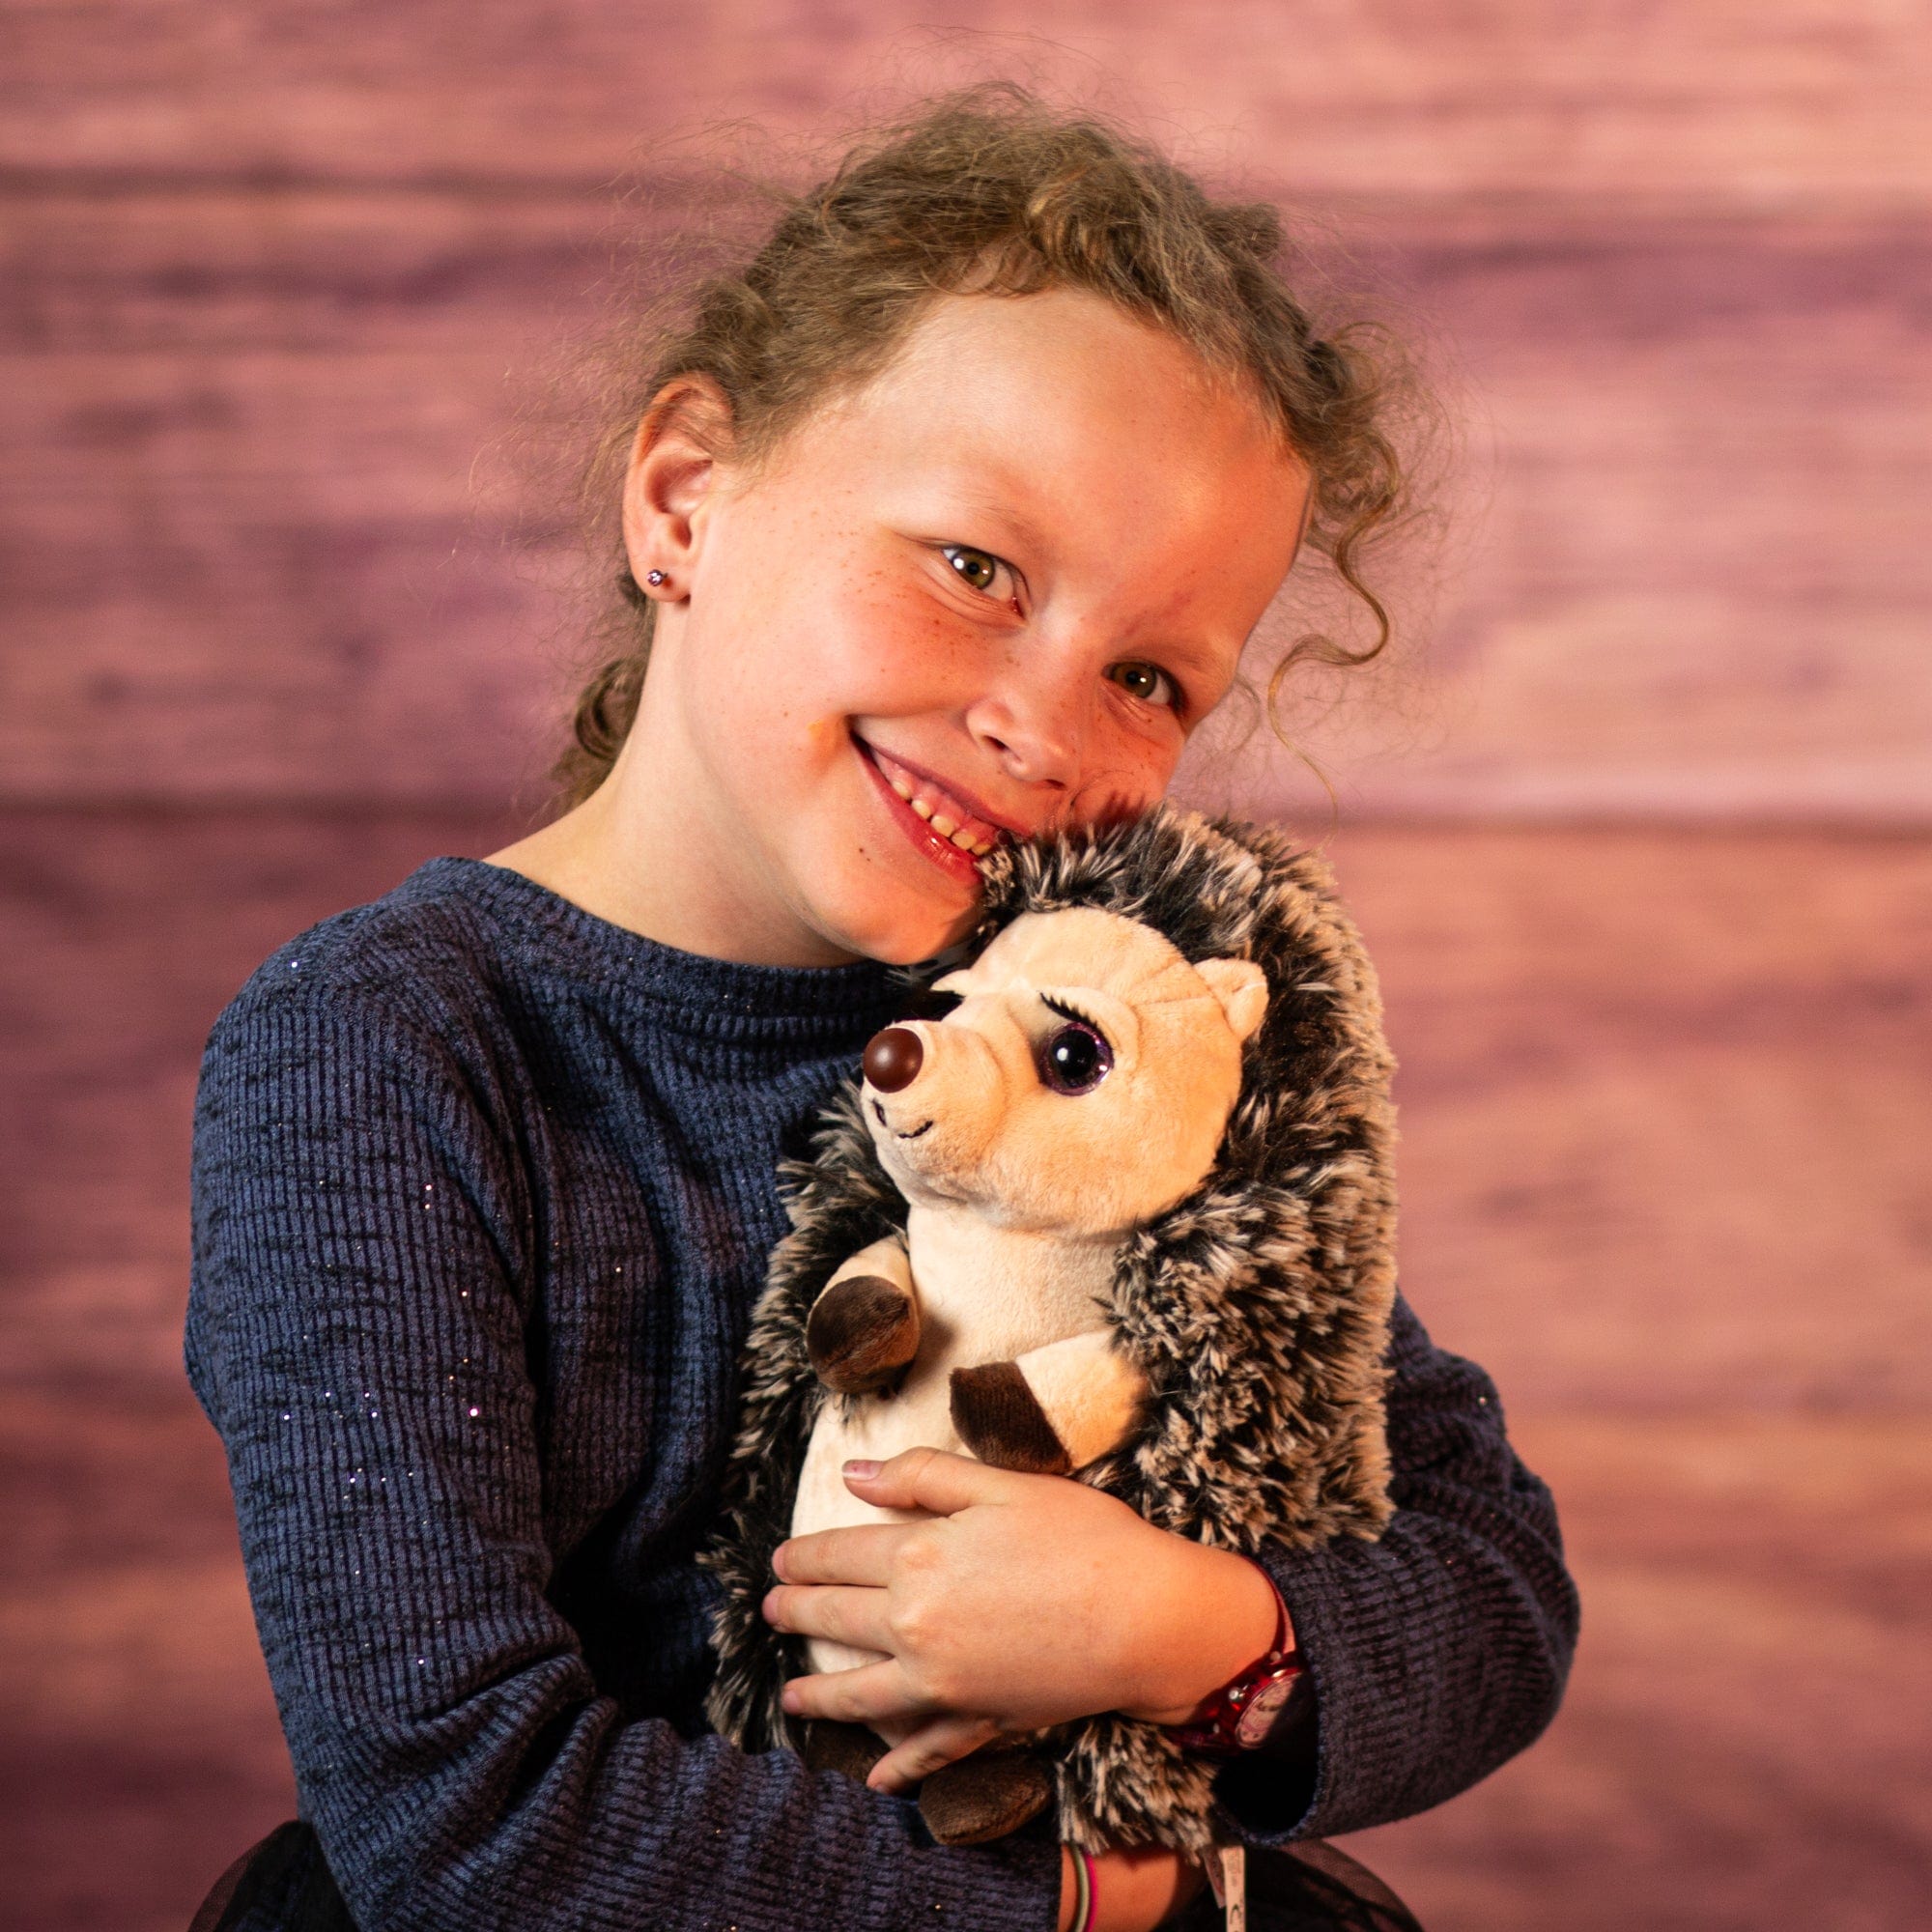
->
[645,568,668,588]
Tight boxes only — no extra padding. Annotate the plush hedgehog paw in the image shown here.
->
[918,1745,1055,1846]
[806,1275,921,1394]
[800,1718,889,1784]
[949,1362,1073,1476]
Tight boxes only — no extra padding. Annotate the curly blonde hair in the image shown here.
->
[550,81,1424,810]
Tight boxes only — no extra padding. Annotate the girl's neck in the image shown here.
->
[489,732,864,972]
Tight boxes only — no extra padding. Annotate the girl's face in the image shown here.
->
[616,287,1311,967]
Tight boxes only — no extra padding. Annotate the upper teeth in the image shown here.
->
[872,748,1004,856]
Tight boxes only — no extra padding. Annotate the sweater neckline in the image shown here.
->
[416,856,906,1034]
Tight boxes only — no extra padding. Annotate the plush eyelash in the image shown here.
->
[1041,993,1104,1036]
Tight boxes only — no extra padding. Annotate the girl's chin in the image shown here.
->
[838,911,977,969]
[820,881,980,968]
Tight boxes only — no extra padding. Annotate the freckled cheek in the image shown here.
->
[709,544,972,747]
[1068,741,1175,826]
[816,583,977,708]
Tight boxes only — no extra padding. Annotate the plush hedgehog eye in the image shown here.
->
[1037,998,1114,1095]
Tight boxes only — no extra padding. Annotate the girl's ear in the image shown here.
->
[621,375,737,595]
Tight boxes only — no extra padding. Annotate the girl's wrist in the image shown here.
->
[1063,1846,1207,1932]
[1121,1542,1288,1725]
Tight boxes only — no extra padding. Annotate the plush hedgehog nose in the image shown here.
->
[863,1026,924,1094]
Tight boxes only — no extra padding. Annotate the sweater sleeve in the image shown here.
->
[185,966,1061,1932]
[1208,1294,1580,1845]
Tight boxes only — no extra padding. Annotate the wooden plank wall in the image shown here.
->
[2,10,1927,1928]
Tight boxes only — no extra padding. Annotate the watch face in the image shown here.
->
[1235,1671,1301,1747]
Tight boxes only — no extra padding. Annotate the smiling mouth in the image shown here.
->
[853,733,1016,859]
[871,1097,932,1139]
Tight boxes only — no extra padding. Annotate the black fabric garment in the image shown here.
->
[192,1825,1426,1932]
[189,1823,355,1932]
[185,857,1579,1931]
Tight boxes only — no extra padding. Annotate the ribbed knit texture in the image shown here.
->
[185,857,1578,1931]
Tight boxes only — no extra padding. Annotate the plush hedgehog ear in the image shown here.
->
[1195,956,1268,1045]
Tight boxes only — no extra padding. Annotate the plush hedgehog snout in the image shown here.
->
[860,1013,1009,1201]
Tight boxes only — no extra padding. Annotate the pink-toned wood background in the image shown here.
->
[2,12,1928,1929]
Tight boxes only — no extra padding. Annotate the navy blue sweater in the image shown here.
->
[185,857,1578,1931]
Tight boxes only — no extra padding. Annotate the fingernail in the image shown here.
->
[780,1684,801,1712]
[843,1459,880,1479]
[771,1543,789,1579]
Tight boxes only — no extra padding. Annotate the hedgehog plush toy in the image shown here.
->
[700,803,1399,1861]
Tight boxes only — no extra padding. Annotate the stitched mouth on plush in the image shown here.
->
[868,1097,933,1140]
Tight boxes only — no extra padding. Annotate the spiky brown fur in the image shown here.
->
[697,804,1400,1855]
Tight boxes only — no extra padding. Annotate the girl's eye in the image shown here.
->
[1037,1018,1114,1095]
[1108,661,1182,713]
[940,544,1013,601]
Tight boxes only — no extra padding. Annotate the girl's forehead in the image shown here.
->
[857,287,1266,455]
[801,289,1308,603]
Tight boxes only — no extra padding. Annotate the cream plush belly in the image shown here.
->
[790,1357,962,1691]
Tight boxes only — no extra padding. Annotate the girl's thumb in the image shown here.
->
[843,1446,995,1514]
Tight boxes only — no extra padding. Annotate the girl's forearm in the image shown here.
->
[1060,1845,1208,1931]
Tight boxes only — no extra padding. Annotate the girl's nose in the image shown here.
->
[964,670,1085,794]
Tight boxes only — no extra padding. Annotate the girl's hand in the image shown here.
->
[761,1446,1284,1793]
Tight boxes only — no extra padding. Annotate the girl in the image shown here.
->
[186,85,1578,1932]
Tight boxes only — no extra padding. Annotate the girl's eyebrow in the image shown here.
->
[937,486,1052,556]
[906,445,1059,540]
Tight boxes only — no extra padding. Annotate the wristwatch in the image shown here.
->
[1165,1562,1306,1756]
